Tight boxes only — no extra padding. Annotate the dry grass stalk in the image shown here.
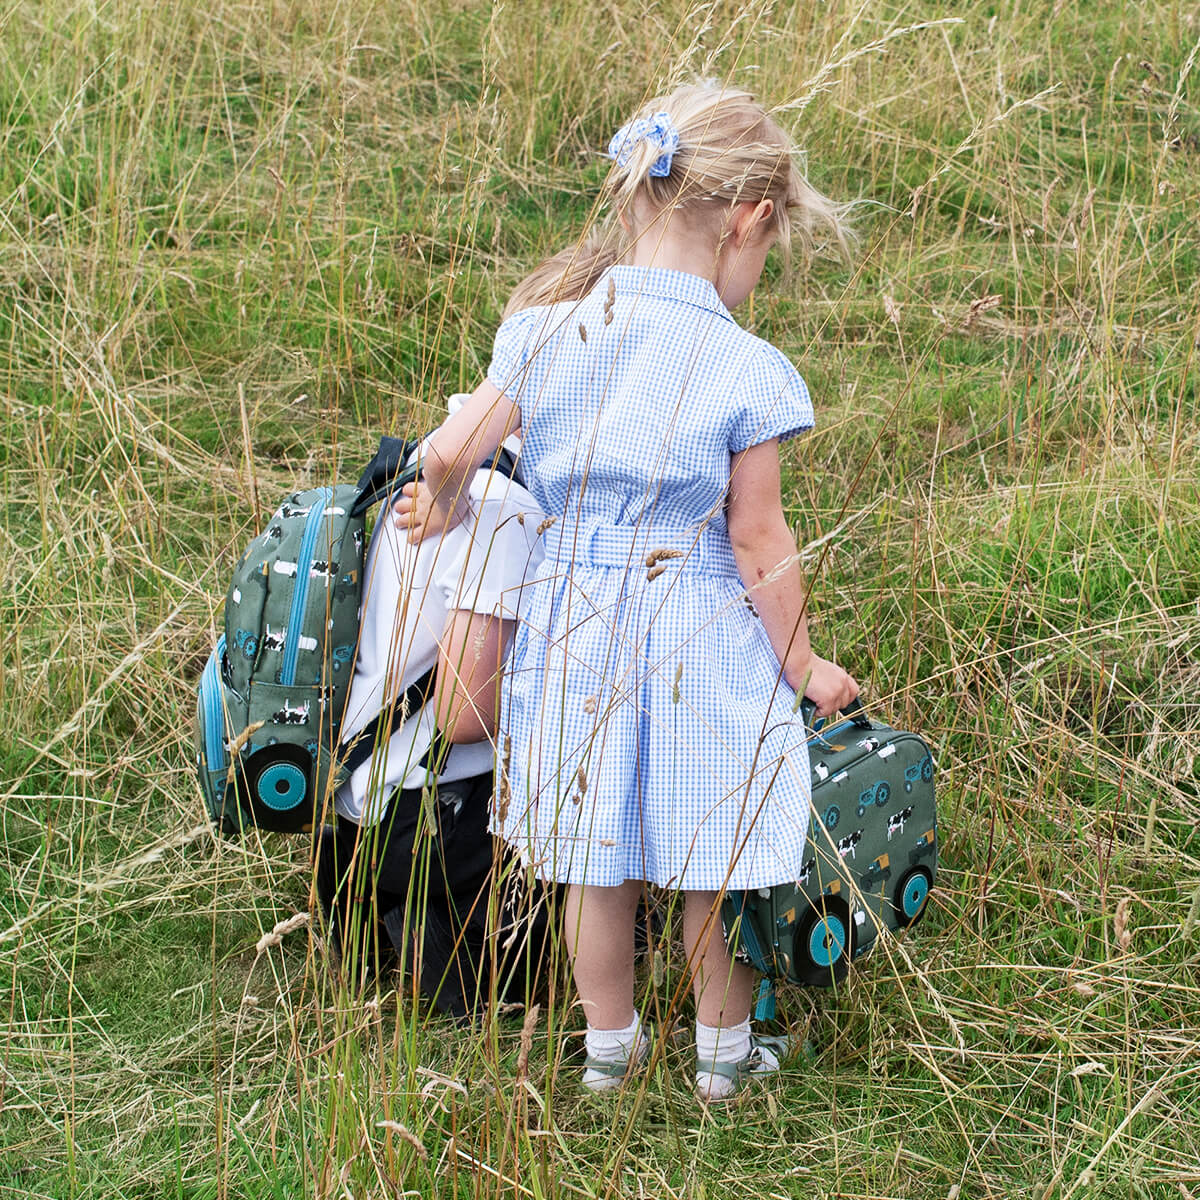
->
[255,912,310,955]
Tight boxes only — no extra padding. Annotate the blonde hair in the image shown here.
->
[505,81,851,317]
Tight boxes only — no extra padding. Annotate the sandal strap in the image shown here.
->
[694,1054,752,1082]
[695,1034,792,1086]
[583,1054,636,1079]
[583,1029,651,1080]
[749,1033,791,1061]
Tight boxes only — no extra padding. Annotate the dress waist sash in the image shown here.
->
[540,519,740,578]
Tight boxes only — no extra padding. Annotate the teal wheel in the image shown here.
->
[874,780,891,807]
[791,897,854,988]
[257,762,307,812]
[808,913,847,968]
[823,804,841,830]
[239,745,314,832]
[893,867,932,928]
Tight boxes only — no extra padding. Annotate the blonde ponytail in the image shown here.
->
[605,83,853,264]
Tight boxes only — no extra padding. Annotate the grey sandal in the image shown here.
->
[581,1035,650,1093]
[695,1033,791,1102]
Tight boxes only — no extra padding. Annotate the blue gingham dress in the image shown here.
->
[490,265,815,890]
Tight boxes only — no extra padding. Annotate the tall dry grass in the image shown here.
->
[2,0,1198,1196]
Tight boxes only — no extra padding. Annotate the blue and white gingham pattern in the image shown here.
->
[607,112,679,177]
[489,265,817,891]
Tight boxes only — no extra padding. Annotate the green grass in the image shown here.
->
[3,0,1200,1196]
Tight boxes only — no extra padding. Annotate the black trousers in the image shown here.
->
[315,772,551,1017]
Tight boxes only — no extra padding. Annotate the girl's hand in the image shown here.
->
[392,481,465,543]
[795,654,859,719]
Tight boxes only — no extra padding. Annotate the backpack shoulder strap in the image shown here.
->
[350,436,422,518]
[482,445,520,484]
[339,665,438,776]
[353,435,521,521]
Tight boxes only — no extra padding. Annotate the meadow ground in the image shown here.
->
[1,0,1198,1196]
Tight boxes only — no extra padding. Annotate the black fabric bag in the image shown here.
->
[316,771,553,1017]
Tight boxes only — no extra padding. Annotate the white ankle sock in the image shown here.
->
[695,1017,751,1067]
[582,1012,646,1092]
[696,1018,780,1101]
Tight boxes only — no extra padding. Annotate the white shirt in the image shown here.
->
[335,424,544,826]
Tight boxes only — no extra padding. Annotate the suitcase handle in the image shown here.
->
[800,695,873,733]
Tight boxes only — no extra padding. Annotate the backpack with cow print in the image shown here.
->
[721,699,937,1008]
[195,438,440,835]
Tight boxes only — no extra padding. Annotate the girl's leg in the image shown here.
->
[563,880,641,1027]
[563,880,646,1090]
[684,890,782,1101]
[682,890,752,1025]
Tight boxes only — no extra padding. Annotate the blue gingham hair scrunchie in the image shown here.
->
[606,111,679,178]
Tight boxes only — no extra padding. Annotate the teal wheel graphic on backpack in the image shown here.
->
[893,867,932,927]
[823,803,840,830]
[233,629,258,659]
[904,755,933,792]
[856,781,888,817]
[239,745,315,832]
[792,896,855,988]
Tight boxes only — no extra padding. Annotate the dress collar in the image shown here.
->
[603,265,734,323]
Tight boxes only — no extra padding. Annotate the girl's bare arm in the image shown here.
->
[725,439,858,717]
[394,380,521,542]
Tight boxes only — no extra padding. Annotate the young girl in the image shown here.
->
[395,82,858,1101]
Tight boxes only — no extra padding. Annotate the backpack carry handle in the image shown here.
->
[800,695,872,734]
[350,438,522,520]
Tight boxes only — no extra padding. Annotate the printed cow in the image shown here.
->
[837,829,863,860]
[887,806,914,840]
[272,700,310,726]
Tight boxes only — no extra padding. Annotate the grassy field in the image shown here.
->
[2,0,1199,1196]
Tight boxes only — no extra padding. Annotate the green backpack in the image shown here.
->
[722,699,937,1015]
[194,439,431,834]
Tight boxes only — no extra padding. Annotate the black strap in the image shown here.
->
[483,445,519,486]
[340,666,437,776]
[350,437,522,520]
[350,436,422,518]
[800,695,873,733]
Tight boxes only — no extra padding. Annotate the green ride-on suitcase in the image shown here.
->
[722,699,936,990]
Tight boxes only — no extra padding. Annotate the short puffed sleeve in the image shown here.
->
[431,472,545,620]
[727,341,815,452]
[485,308,541,400]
